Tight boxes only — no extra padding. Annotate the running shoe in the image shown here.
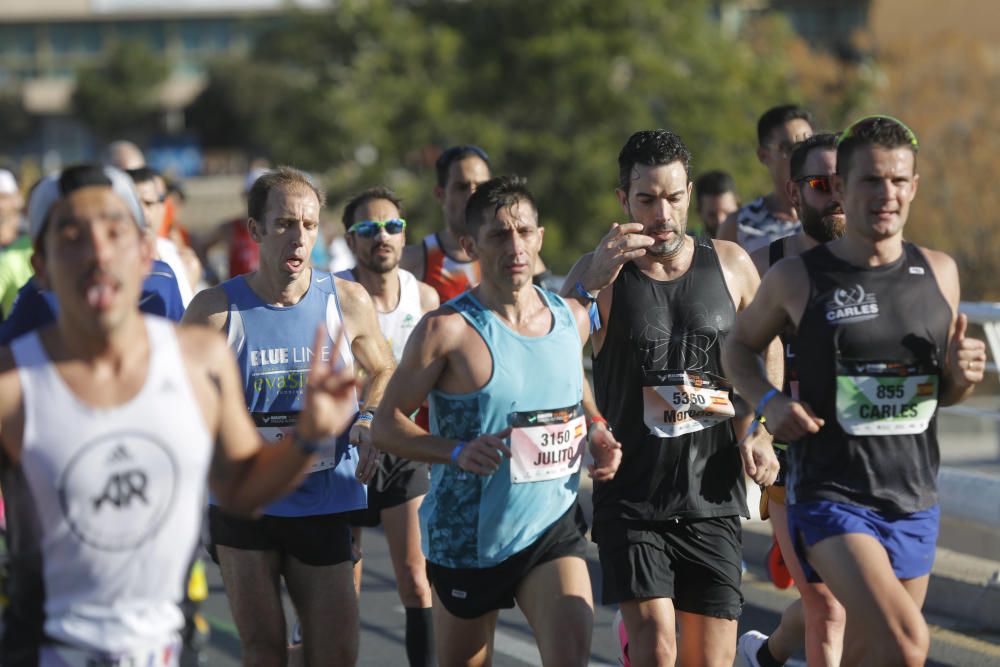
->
[613,608,631,667]
[767,536,793,589]
[737,630,768,667]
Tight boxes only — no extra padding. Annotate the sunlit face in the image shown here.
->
[249,185,320,278]
[436,156,491,237]
[833,145,918,242]
[616,161,692,257]
[36,186,151,335]
[792,148,845,243]
[346,198,404,274]
[760,119,813,186]
[696,191,739,237]
[465,200,543,290]
[134,179,164,233]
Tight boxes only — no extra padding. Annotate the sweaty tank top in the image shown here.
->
[336,268,423,363]
[228,217,259,278]
[220,270,366,517]
[592,238,747,526]
[792,243,951,514]
[421,288,584,568]
[4,317,212,658]
[422,233,480,301]
[737,196,801,252]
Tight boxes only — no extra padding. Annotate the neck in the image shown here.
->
[633,234,696,279]
[765,190,797,219]
[247,264,313,306]
[829,232,904,268]
[352,264,400,312]
[437,226,472,261]
[474,280,538,327]
[55,308,145,364]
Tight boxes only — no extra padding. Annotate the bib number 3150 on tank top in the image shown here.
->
[508,404,586,483]
[642,371,735,438]
[835,358,939,436]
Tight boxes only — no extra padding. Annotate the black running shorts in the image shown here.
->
[208,506,353,567]
[347,452,430,528]
[426,503,589,620]
[593,515,744,620]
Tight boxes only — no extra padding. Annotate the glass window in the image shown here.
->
[0,25,38,57]
[114,21,167,52]
[178,19,234,53]
[49,23,104,56]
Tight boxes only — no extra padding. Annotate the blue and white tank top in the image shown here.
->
[421,287,584,568]
[219,270,366,517]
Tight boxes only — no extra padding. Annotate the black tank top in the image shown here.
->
[792,243,951,514]
[592,238,746,524]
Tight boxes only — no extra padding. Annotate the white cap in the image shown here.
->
[28,165,146,243]
[0,169,17,196]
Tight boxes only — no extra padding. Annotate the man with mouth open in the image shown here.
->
[184,167,395,666]
[373,176,622,666]
[0,164,360,666]
[562,129,780,667]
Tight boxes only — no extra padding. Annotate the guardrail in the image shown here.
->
[940,302,1000,422]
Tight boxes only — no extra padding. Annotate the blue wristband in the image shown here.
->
[450,441,467,464]
[355,410,374,424]
[755,388,780,420]
[574,281,602,333]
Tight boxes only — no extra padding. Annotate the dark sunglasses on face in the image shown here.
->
[348,218,407,237]
[795,174,832,193]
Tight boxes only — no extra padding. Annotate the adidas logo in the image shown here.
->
[107,444,131,464]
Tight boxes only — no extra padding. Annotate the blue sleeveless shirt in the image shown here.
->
[421,288,584,568]
[219,270,366,517]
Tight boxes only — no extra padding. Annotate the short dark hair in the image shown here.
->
[789,133,838,181]
[435,145,491,188]
[694,170,736,203]
[757,104,813,146]
[464,175,537,238]
[342,186,403,229]
[617,130,692,195]
[125,166,160,186]
[836,115,919,178]
[247,166,325,224]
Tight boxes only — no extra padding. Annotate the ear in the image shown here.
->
[831,173,846,202]
[785,178,800,212]
[433,185,445,205]
[615,188,630,218]
[686,180,694,204]
[909,172,920,202]
[756,145,768,165]
[459,231,478,260]
[248,218,263,242]
[345,233,357,254]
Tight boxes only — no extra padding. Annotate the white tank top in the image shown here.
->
[10,316,213,654]
[337,268,424,363]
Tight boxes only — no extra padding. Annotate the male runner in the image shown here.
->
[338,186,439,667]
[400,145,491,301]
[561,129,780,667]
[718,105,813,252]
[724,116,987,667]
[373,176,622,666]
[183,167,395,666]
[693,170,739,238]
[0,164,359,666]
[738,134,847,667]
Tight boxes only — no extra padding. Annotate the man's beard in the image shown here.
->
[359,244,399,274]
[800,201,846,243]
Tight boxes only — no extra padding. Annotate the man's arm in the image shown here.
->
[922,248,987,406]
[417,280,440,314]
[187,325,358,516]
[181,285,230,331]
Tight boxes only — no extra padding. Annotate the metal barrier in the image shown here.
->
[940,302,1000,422]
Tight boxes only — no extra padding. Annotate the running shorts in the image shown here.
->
[207,506,353,567]
[347,452,430,528]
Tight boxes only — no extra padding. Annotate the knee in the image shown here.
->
[629,629,676,667]
[875,618,929,667]
[803,588,846,629]
[397,564,432,607]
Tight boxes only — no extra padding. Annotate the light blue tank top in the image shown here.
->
[218,270,366,517]
[421,287,584,568]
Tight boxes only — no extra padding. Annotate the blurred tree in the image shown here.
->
[0,92,35,155]
[72,40,170,140]
[187,0,867,270]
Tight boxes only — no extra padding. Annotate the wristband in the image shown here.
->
[754,388,779,421]
[587,415,609,430]
[355,410,375,424]
[450,441,467,464]
[575,281,602,333]
[293,432,322,456]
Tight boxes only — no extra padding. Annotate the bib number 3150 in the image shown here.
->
[509,407,586,484]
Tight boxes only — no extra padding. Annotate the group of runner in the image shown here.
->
[0,108,987,667]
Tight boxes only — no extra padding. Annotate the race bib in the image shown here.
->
[508,405,585,484]
[835,360,939,436]
[42,638,180,667]
[642,371,735,438]
[253,412,339,473]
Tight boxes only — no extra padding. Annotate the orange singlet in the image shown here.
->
[421,232,480,302]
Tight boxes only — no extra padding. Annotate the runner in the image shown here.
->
[693,170,739,239]
[0,163,359,666]
[400,145,491,301]
[738,133,848,667]
[718,105,813,252]
[337,186,439,667]
[723,115,987,666]
[0,169,32,319]
[183,166,395,666]
[561,129,780,667]
[373,176,622,666]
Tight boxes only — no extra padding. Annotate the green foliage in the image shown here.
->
[72,40,170,139]
[189,0,865,269]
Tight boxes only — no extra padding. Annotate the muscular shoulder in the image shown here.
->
[334,277,375,313]
[712,239,759,279]
[182,284,230,330]
[414,305,469,356]
[417,280,440,313]
[917,245,960,307]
